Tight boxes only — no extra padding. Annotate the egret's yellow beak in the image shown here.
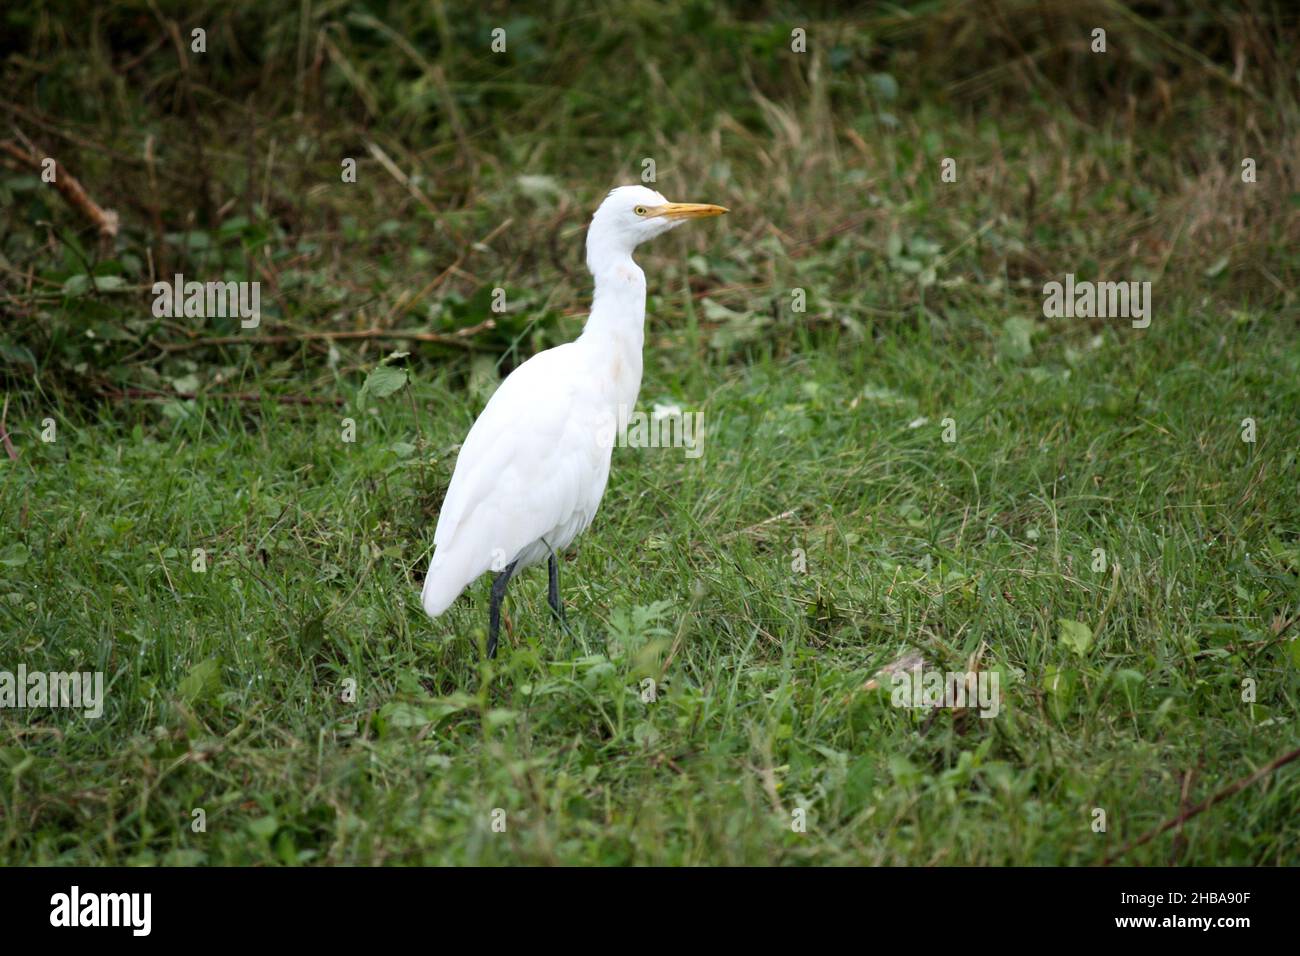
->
[647,202,729,220]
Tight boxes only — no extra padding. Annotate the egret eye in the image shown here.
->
[634,205,647,216]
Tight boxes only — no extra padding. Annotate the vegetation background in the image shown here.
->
[1,0,1297,864]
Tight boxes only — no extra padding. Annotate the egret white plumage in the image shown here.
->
[421,185,727,656]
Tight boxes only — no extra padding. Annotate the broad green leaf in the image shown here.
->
[247,815,279,839]
[360,364,408,401]
[998,317,1036,361]
[178,657,222,704]
[1057,619,1094,656]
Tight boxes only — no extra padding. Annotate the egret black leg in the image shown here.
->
[548,553,565,624]
[487,560,518,659]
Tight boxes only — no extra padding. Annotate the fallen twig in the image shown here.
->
[101,387,343,407]
[0,138,119,239]
[1103,744,1300,864]
[158,321,497,353]
[0,395,19,460]
[384,218,513,324]
[719,509,799,542]
[365,140,440,219]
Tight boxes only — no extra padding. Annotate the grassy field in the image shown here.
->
[1,1,1298,865]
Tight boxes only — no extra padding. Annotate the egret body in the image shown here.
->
[421,185,727,655]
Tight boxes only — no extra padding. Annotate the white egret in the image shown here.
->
[421,185,728,656]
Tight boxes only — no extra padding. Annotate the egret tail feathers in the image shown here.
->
[421,550,482,618]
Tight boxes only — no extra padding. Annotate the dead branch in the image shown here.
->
[0,138,119,239]
[100,387,343,407]
[157,321,497,353]
[1103,744,1300,864]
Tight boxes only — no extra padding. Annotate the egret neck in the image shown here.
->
[581,229,647,412]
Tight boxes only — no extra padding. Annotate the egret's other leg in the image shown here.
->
[547,553,565,624]
[487,560,518,659]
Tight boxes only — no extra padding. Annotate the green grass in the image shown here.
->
[3,295,1298,864]
[1,0,1298,865]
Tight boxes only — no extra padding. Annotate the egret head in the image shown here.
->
[586,185,727,271]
